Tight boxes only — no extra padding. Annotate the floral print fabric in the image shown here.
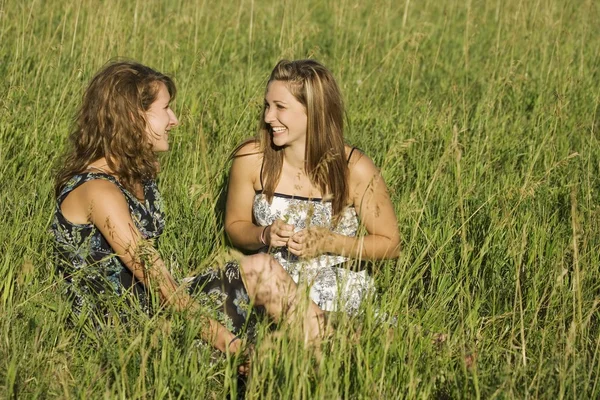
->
[253,192,375,314]
[51,172,251,333]
[187,261,254,334]
[51,172,164,320]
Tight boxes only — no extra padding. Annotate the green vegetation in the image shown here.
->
[1,0,599,397]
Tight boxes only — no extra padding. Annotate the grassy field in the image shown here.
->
[1,0,599,397]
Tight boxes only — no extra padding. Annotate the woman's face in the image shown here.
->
[145,82,178,152]
[264,80,307,148]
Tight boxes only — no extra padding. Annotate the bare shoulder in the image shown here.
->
[80,178,124,196]
[79,179,129,211]
[347,148,379,184]
[344,145,360,163]
[232,141,262,165]
[60,178,129,224]
[347,148,392,205]
[233,139,261,157]
[230,140,263,184]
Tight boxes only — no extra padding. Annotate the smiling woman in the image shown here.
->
[225,59,401,314]
[264,80,308,148]
[50,60,328,374]
[145,82,178,152]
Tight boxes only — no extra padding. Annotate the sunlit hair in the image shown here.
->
[255,59,348,218]
[55,60,176,197]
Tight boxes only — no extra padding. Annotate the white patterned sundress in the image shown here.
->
[253,192,375,314]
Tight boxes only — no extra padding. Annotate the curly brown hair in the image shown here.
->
[55,60,176,197]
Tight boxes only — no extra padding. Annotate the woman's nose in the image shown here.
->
[169,109,179,126]
[264,107,275,123]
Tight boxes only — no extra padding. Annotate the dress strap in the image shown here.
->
[347,147,359,163]
[259,155,265,191]
[57,172,122,203]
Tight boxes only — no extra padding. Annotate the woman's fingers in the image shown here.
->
[287,244,303,257]
[269,222,323,258]
[229,338,252,375]
[288,249,302,257]
[277,223,294,238]
[291,230,306,242]
[287,241,302,254]
[238,360,251,375]
[269,219,295,246]
[287,228,328,258]
[287,230,307,256]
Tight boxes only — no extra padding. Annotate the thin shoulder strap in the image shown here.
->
[259,155,265,190]
[347,146,358,163]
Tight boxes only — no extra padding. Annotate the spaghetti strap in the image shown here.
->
[259,155,265,190]
[347,147,358,163]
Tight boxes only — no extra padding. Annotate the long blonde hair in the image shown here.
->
[257,59,348,217]
[55,60,176,196]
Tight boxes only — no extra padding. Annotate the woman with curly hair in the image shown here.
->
[225,59,400,315]
[51,61,326,371]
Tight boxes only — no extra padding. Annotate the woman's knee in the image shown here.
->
[240,253,271,284]
[241,254,292,290]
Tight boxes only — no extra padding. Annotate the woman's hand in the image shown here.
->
[267,219,295,247]
[287,227,334,258]
[228,336,252,375]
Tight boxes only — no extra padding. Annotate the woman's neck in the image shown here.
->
[282,143,306,171]
[87,157,147,201]
[86,158,114,174]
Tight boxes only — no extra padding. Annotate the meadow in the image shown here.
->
[1,0,599,397]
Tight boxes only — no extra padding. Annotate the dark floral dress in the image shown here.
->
[51,172,252,333]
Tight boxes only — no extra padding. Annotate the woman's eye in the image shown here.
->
[276,105,285,110]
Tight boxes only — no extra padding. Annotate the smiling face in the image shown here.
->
[264,80,308,148]
[145,82,179,152]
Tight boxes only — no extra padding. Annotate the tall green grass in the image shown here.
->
[1,0,599,397]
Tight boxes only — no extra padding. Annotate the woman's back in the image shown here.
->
[52,172,164,318]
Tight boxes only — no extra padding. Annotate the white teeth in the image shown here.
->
[272,127,286,133]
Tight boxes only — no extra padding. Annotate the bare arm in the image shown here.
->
[332,151,401,259]
[288,151,400,260]
[83,180,237,352]
[224,142,267,250]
